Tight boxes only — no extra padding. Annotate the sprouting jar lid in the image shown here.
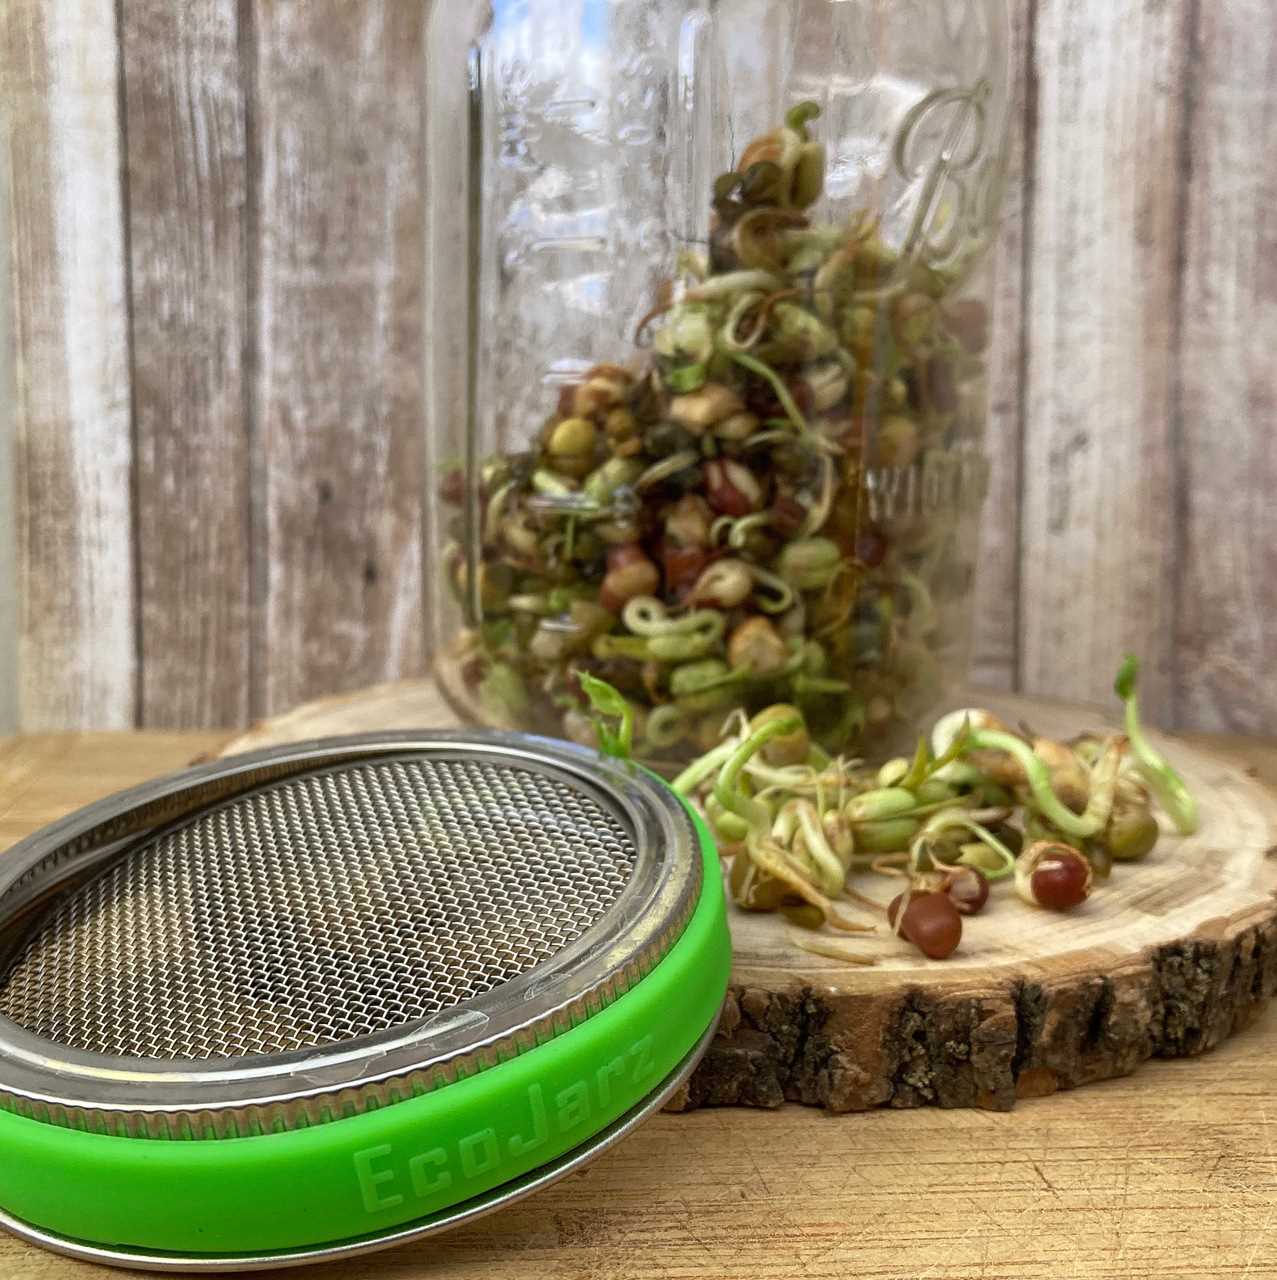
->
[0,732,704,1139]
[0,731,729,1270]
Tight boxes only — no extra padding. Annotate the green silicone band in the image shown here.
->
[0,801,728,1258]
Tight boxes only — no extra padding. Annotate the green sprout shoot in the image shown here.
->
[726,350,812,434]
[966,729,1120,841]
[900,716,971,792]
[578,673,635,761]
[911,810,1018,881]
[1115,655,1199,835]
[713,714,805,833]
[785,101,822,137]
[671,739,738,797]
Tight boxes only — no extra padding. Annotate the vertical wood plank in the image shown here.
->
[1176,0,1277,736]
[1017,0,1190,724]
[969,0,1034,693]
[121,0,252,729]
[0,134,17,733]
[0,0,136,729]
[250,0,426,719]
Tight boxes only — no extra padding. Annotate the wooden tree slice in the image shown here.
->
[217,682,1277,1112]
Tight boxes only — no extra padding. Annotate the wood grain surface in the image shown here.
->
[1017,0,1185,723]
[0,0,135,730]
[968,0,1031,694]
[217,679,1277,1115]
[1176,0,1277,736]
[0,59,15,737]
[249,0,427,722]
[121,0,253,729]
[1,730,1276,1279]
[3,0,1276,740]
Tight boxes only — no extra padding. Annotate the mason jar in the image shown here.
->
[425,0,1011,769]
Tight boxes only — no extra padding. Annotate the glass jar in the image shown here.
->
[426,0,1010,769]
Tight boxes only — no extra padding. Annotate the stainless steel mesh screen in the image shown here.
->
[0,757,637,1061]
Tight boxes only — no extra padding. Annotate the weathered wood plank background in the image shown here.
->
[1,0,1274,734]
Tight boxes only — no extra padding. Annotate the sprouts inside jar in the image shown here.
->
[437,103,991,768]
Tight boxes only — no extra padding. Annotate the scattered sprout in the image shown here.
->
[565,653,1198,965]
[1115,655,1199,834]
[1015,842,1093,912]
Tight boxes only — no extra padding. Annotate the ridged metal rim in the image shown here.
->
[0,732,701,1139]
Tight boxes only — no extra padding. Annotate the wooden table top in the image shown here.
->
[2,729,1276,1280]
